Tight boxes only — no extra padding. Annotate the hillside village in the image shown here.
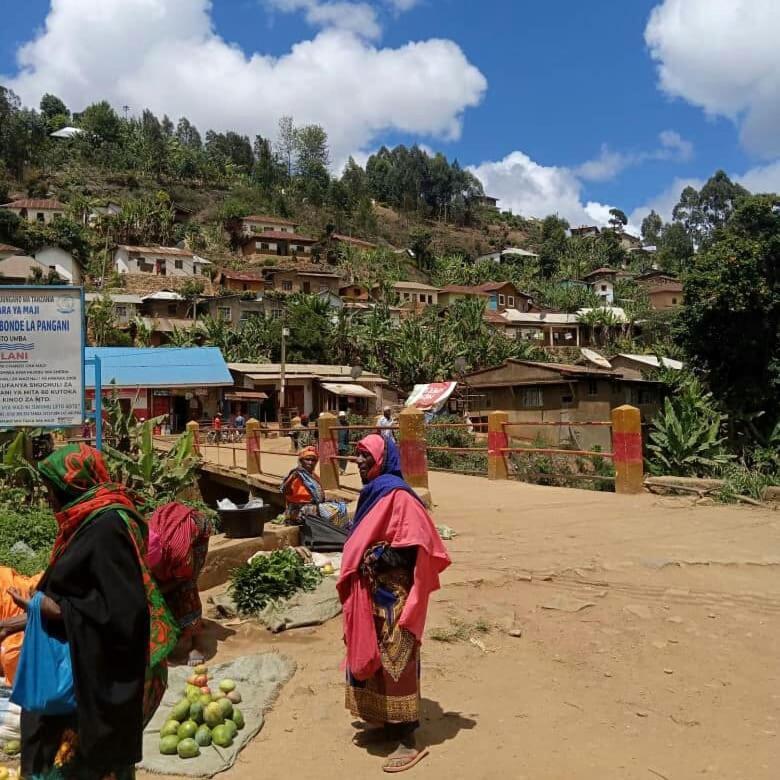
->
[0,89,777,485]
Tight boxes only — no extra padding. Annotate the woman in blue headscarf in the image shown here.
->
[337,434,450,773]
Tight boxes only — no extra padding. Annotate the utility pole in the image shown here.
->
[280,324,289,417]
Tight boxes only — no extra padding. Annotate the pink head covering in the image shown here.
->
[356,434,385,481]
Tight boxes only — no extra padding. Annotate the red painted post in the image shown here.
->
[398,407,429,490]
[318,412,340,490]
[488,411,509,480]
[611,405,643,494]
[186,420,200,455]
[246,418,261,475]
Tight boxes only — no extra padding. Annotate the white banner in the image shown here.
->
[0,287,84,427]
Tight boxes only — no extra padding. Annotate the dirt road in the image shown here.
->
[145,445,780,779]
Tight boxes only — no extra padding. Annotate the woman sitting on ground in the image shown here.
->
[12,443,177,780]
[280,446,347,527]
[338,434,451,773]
[147,502,213,667]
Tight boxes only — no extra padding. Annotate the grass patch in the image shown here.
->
[429,617,492,643]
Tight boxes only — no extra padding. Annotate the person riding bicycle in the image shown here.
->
[213,412,223,443]
[234,412,246,432]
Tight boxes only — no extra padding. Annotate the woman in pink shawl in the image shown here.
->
[337,434,450,773]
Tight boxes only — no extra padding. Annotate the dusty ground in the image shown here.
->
[143,445,780,780]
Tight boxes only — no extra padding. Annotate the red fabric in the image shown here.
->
[52,486,138,564]
[148,502,197,582]
[298,445,319,461]
[337,490,451,681]
[357,434,385,481]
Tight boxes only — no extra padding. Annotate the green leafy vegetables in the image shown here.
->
[229,549,322,616]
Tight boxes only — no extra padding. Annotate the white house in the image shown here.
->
[1,198,66,224]
[582,268,618,305]
[33,246,81,284]
[114,245,211,277]
[85,293,143,325]
[241,214,298,236]
[477,247,540,264]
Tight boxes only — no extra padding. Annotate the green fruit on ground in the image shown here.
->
[226,690,242,704]
[204,702,224,729]
[216,697,233,720]
[223,719,237,739]
[232,708,245,730]
[177,738,200,759]
[194,725,212,747]
[185,685,201,703]
[193,664,208,676]
[189,701,205,724]
[159,735,180,755]
[198,694,212,707]
[3,741,20,756]
[177,720,198,740]
[171,699,191,722]
[161,720,180,738]
[211,724,233,748]
[218,679,236,694]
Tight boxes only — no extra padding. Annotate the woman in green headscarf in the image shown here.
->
[10,443,177,780]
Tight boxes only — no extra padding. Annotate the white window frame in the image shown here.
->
[498,294,505,305]
[218,307,232,322]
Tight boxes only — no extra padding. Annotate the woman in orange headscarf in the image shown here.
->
[280,446,347,527]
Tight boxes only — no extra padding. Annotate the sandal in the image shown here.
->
[383,749,429,773]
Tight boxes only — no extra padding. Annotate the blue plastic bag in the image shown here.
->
[10,592,76,715]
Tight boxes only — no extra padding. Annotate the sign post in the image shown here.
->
[0,286,85,431]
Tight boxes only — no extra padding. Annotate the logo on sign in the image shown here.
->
[0,342,34,361]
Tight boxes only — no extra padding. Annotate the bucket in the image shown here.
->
[217,503,275,539]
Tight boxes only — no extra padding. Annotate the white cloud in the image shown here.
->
[576,130,693,183]
[736,160,780,195]
[658,129,693,161]
[264,0,382,40]
[5,0,486,166]
[646,0,780,157]
[467,150,619,229]
[575,145,633,183]
[387,0,421,10]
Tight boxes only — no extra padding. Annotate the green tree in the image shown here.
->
[175,117,202,149]
[678,196,780,442]
[608,208,628,232]
[538,215,569,278]
[656,222,694,274]
[276,115,296,180]
[641,210,663,245]
[79,101,122,144]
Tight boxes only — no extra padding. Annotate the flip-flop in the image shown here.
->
[382,749,429,773]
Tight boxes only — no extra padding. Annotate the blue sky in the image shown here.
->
[3,1,779,229]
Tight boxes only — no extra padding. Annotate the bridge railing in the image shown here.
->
[183,405,643,496]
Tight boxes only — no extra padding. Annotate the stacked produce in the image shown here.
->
[158,666,245,759]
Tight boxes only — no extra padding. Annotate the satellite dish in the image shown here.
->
[580,347,612,370]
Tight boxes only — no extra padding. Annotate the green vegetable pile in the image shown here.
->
[0,502,57,576]
[229,549,322,616]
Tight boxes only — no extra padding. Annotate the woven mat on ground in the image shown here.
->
[210,576,342,633]
[139,652,295,777]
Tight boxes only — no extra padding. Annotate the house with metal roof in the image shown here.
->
[227,362,394,421]
[84,347,233,432]
[462,358,663,449]
[1,198,66,224]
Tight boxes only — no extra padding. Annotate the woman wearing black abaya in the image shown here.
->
[8,444,177,779]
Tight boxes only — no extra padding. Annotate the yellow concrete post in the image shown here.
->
[186,420,200,454]
[398,406,429,490]
[611,404,644,494]
[488,411,509,480]
[245,418,261,476]
[317,412,340,491]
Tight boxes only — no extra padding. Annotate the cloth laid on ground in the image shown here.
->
[140,652,295,777]
[0,682,21,746]
[209,576,342,633]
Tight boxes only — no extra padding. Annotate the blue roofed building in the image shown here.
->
[84,347,233,432]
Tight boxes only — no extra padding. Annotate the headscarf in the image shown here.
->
[298,445,319,463]
[38,443,139,564]
[147,502,197,582]
[350,434,422,534]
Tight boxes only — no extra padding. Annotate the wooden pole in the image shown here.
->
[612,404,643,494]
[488,411,509,480]
[186,420,200,455]
[317,412,340,491]
[245,418,261,476]
[398,406,429,490]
